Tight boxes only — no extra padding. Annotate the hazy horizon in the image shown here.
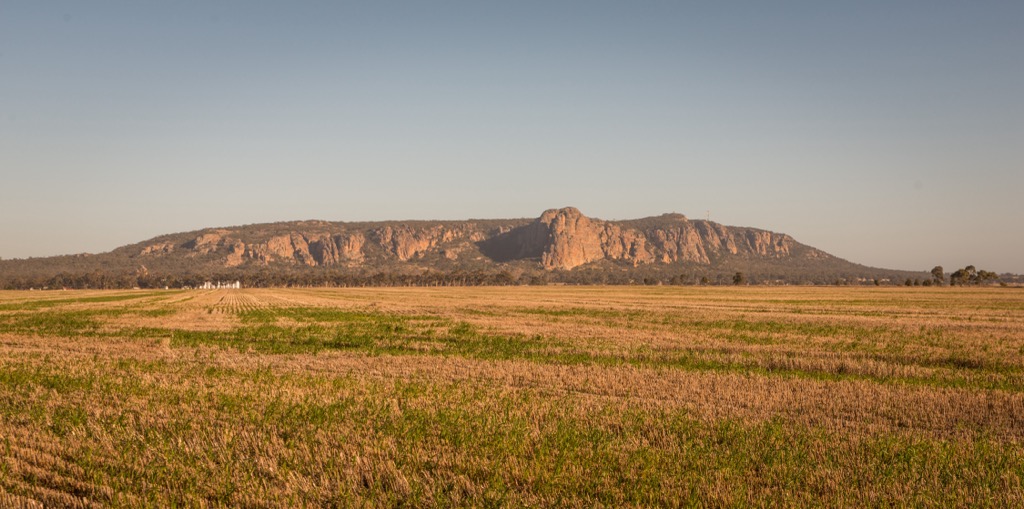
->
[2,2,1022,273]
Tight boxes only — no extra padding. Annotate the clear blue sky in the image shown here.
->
[1,1,1021,273]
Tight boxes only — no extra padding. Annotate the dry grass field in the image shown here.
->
[0,286,1022,507]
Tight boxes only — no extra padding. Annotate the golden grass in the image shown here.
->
[0,286,1022,507]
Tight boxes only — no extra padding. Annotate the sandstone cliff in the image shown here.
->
[476,207,801,270]
[131,207,823,272]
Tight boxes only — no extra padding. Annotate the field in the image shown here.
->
[1,286,1023,507]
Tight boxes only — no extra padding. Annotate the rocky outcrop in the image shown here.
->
[225,241,246,267]
[189,233,225,254]
[531,207,652,270]
[478,207,799,270]
[374,226,442,261]
[240,233,359,266]
[132,207,814,271]
[537,208,604,270]
[307,233,366,265]
[372,224,486,261]
[140,242,175,256]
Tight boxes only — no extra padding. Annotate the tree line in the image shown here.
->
[929,265,1000,286]
[0,264,1009,290]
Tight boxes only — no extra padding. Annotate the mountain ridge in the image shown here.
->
[118,207,826,269]
[0,207,928,288]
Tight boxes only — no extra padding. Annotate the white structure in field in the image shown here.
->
[199,281,241,289]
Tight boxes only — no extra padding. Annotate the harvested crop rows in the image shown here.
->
[0,287,1022,507]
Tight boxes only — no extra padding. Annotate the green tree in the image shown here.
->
[949,265,998,286]
[733,272,746,285]
[930,266,944,285]
[976,270,999,284]
[950,268,967,286]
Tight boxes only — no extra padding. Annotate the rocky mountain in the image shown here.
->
[0,207,924,288]
[478,208,807,270]
[123,207,822,270]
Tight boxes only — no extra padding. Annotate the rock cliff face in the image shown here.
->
[477,207,799,270]
[133,207,824,271]
[308,233,366,265]
[513,207,653,270]
[372,225,483,261]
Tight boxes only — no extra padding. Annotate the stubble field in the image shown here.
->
[0,286,1022,507]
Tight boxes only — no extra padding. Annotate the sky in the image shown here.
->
[1,1,1022,273]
